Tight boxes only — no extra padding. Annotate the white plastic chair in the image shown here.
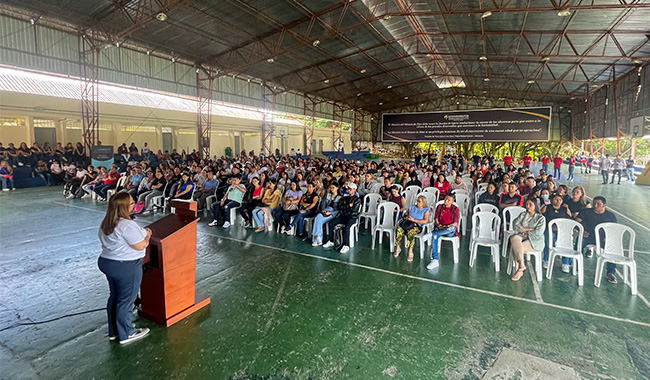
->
[474,189,486,205]
[419,193,437,210]
[360,193,382,230]
[392,183,403,192]
[421,187,440,204]
[403,185,422,206]
[545,219,584,286]
[473,203,498,215]
[594,223,637,295]
[371,202,400,253]
[469,212,502,271]
[461,178,474,192]
[151,183,170,213]
[455,193,471,233]
[451,188,470,198]
[477,182,489,192]
[106,175,128,199]
[501,206,526,257]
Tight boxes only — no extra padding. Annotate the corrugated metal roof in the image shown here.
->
[0,66,303,126]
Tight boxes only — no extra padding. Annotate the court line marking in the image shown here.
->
[202,231,650,329]
[528,266,544,302]
[51,201,650,322]
[51,201,106,214]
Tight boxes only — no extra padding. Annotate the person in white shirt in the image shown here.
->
[141,142,150,158]
[97,192,152,345]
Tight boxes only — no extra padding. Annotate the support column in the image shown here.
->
[113,123,122,148]
[332,103,344,153]
[197,65,215,159]
[79,32,101,153]
[25,116,34,145]
[262,84,278,156]
[155,125,163,154]
[56,119,67,145]
[303,95,318,157]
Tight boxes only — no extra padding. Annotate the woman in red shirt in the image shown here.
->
[433,173,450,198]
[94,167,120,201]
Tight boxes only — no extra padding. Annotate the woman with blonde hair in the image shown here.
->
[394,195,431,262]
[97,192,152,344]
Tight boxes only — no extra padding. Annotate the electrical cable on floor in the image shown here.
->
[0,308,104,333]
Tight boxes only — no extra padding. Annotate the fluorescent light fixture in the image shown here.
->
[387,85,392,89]
[266,58,275,63]
[557,9,571,16]
[312,40,320,47]
[527,80,535,84]
[541,56,551,61]
[481,11,492,18]
[404,96,409,99]
[323,79,330,83]
[484,78,490,82]
[479,55,488,60]
[360,69,367,74]
[356,93,362,96]
[378,102,383,105]
[156,12,168,21]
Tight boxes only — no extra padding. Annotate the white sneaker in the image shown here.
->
[222,221,231,228]
[208,220,219,227]
[340,245,350,254]
[81,193,91,199]
[561,264,570,273]
[119,327,150,345]
[312,241,322,247]
[542,260,548,269]
[66,193,75,199]
[426,259,440,270]
[2,189,9,192]
[322,241,334,248]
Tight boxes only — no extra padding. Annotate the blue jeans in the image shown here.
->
[543,231,572,265]
[430,226,456,260]
[98,257,143,341]
[311,212,337,243]
[253,206,273,227]
[1,176,15,190]
[626,168,635,181]
[290,209,315,235]
[542,164,549,173]
[583,233,616,275]
[211,200,240,225]
[554,167,561,180]
[568,166,575,180]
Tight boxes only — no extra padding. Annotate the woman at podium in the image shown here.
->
[98,192,152,345]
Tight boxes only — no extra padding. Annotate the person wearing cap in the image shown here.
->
[322,182,361,254]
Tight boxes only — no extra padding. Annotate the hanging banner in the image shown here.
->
[382,107,551,142]
[91,145,114,168]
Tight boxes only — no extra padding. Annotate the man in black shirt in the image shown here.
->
[542,193,573,272]
[625,156,635,182]
[575,196,618,283]
[499,183,524,210]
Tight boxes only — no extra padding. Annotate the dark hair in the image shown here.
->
[593,195,606,204]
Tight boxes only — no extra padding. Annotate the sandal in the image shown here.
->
[407,252,414,262]
[511,268,525,281]
[393,246,401,257]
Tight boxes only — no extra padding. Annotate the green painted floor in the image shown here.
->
[1,167,650,380]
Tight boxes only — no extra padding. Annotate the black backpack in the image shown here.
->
[333,225,345,250]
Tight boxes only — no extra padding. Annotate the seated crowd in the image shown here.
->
[2,141,626,285]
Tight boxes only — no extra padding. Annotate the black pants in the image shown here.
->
[325,215,356,245]
[273,208,298,229]
[602,170,609,184]
[239,199,261,223]
[610,169,621,184]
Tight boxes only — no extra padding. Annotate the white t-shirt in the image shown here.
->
[98,219,147,261]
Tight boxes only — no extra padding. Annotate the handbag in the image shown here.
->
[282,197,298,211]
[398,218,418,231]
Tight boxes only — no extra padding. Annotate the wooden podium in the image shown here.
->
[140,200,210,326]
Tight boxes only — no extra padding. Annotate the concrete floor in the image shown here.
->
[1,166,649,380]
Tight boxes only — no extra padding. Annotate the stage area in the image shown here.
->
[1,167,650,379]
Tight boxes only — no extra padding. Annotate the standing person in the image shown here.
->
[523,152,532,169]
[141,142,150,159]
[610,154,626,184]
[586,154,594,174]
[580,153,587,173]
[97,192,151,344]
[626,156,635,182]
[567,155,576,182]
[599,154,612,184]
[625,155,636,182]
[553,154,563,180]
[541,155,551,174]
[503,153,513,167]
[509,199,546,281]
[575,196,618,283]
